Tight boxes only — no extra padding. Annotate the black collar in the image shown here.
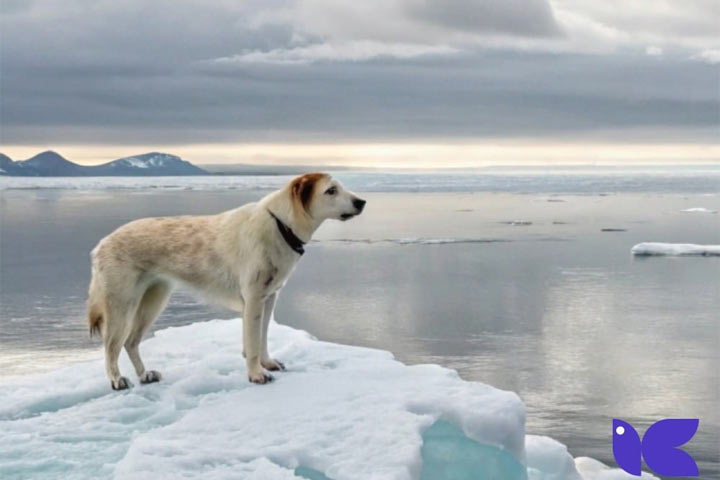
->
[267,209,305,256]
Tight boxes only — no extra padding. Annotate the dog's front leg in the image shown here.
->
[260,292,285,371]
[243,294,273,384]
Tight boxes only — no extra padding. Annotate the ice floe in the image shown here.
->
[631,242,720,256]
[680,207,717,214]
[0,320,656,479]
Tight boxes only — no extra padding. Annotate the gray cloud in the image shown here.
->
[0,1,718,146]
[552,0,720,40]
[406,0,560,37]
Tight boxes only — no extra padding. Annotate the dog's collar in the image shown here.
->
[267,209,305,256]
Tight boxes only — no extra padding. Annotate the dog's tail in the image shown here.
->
[88,300,103,337]
[87,262,104,338]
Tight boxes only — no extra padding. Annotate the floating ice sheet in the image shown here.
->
[0,320,656,479]
[631,242,720,256]
[680,207,717,214]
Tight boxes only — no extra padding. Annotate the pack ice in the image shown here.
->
[631,242,720,256]
[0,320,656,480]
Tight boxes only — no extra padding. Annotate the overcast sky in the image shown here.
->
[1,0,718,165]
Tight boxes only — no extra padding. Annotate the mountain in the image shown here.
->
[95,153,208,176]
[20,151,89,176]
[0,153,28,175]
[0,151,209,176]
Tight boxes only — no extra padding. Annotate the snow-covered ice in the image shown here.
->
[680,207,717,214]
[631,242,720,256]
[0,320,655,480]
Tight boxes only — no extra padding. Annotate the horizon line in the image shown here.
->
[2,141,719,168]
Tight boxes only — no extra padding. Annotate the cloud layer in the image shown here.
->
[1,0,718,147]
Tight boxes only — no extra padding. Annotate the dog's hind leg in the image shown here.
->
[125,281,171,385]
[103,297,136,391]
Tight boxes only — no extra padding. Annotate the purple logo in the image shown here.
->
[613,419,699,477]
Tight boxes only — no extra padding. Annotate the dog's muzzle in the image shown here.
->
[341,198,366,220]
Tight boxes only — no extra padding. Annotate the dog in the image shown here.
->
[87,173,365,390]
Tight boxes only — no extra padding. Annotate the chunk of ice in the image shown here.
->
[574,457,658,480]
[631,242,720,256]
[0,319,658,479]
[680,207,717,214]
[420,420,526,480]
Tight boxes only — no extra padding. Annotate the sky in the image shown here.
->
[1,0,718,166]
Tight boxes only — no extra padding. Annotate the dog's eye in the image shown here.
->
[324,186,337,195]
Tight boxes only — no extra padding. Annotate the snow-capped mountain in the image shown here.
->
[97,153,208,176]
[0,151,209,176]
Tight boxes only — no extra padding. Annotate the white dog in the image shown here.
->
[87,173,365,390]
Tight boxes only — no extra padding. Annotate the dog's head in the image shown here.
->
[290,173,366,221]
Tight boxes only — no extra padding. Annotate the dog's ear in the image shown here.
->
[291,173,326,212]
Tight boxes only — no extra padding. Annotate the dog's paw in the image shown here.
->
[111,376,132,391]
[140,370,162,384]
[248,371,274,384]
[262,359,286,371]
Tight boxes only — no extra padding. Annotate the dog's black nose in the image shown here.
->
[353,198,366,212]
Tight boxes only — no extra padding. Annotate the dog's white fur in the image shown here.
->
[87,173,365,389]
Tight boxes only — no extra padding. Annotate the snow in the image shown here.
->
[526,437,657,480]
[680,207,717,214]
[114,154,183,169]
[631,242,720,256]
[0,320,655,480]
[121,158,150,168]
[526,435,582,480]
[574,457,658,480]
